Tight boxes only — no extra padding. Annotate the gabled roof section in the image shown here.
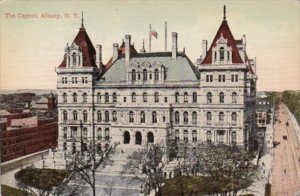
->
[59,26,97,68]
[201,20,244,64]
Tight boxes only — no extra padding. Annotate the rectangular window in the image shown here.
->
[124,97,127,103]
[219,75,221,82]
[164,97,168,103]
[206,75,209,82]
[235,75,238,82]
[223,75,225,82]
[210,75,213,82]
[231,75,234,82]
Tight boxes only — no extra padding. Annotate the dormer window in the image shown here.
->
[154,69,159,81]
[132,69,136,81]
[72,52,76,66]
[220,47,224,61]
[143,69,147,81]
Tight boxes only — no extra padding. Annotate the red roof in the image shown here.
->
[59,27,97,68]
[201,20,244,64]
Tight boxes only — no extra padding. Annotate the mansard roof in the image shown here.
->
[100,52,199,83]
[201,20,244,64]
[59,27,97,68]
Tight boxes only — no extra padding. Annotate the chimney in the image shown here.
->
[96,45,102,68]
[172,32,178,60]
[125,35,131,63]
[113,43,119,62]
[202,40,207,58]
[243,35,246,51]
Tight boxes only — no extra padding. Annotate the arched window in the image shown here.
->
[219,112,224,123]
[206,131,212,143]
[97,93,101,103]
[219,92,224,103]
[231,131,237,144]
[206,112,212,124]
[72,52,76,65]
[63,93,67,103]
[184,130,188,142]
[184,92,188,103]
[154,69,159,81]
[105,110,109,122]
[143,69,147,81]
[192,130,197,142]
[132,69,136,81]
[175,111,180,124]
[83,110,88,122]
[152,111,157,123]
[83,93,87,103]
[140,111,145,123]
[143,92,147,103]
[105,128,110,140]
[63,127,68,139]
[232,112,237,125]
[220,47,224,61]
[192,112,197,124]
[154,92,159,103]
[97,128,102,139]
[112,92,117,103]
[132,92,136,102]
[232,92,237,104]
[105,93,109,103]
[73,110,78,121]
[82,127,88,139]
[175,92,179,103]
[207,92,212,104]
[71,128,77,139]
[214,51,217,61]
[183,112,188,124]
[175,130,179,141]
[227,51,230,60]
[97,111,102,122]
[73,93,78,103]
[112,111,117,122]
[129,111,134,123]
[63,110,68,121]
[192,92,197,103]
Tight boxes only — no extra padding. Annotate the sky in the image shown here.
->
[0,0,299,91]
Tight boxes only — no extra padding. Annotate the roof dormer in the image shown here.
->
[212,34,232,64]
[65,43,83,67]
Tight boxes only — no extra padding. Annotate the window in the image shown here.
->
[73,93,78,103]
[175,130,180,141]
[192,92,197,103]
[218,131,224,143]
[132,69,136,81]
[63,93,67,103]
[220,47,224,61]
[206,75,213,82]
[62,77,67,84]
[63,142,67,150]
[63,127,67,139]
[143,69,147,81]
[83,128,88,140]
[138,71,141,80]
[72,77,77,84]
[105,129,110,140]
[219,92,224,103]
[184,92,188,103]
[231,131,237,144]
[175,92,179,103]
[63,110,68,121]
[152,111,157,123]
[218,75,225,82]
[82,77,87,83]
[206,131,212,143]
[214,51,217,60]
[219,112,224,124]
[97,128,102,139]
[83,93,87,103]
[184,130,188,142]
[231,74,238,82]
[72,52,76,65]
[97,111,102,122]
[163,116,166,122]
[73,110,78,121]
[206,112,212,124]
[112,92,117,103]
[175,112,180,124]
[227,51,230,60]
[105,111,109,122]
[154,69,159,81]
[232,112,237,125]
[183,112,188,124]
[112,111,117,122]
[129,111,134,123]
[143,92,147,103]
[83,110,88,122]
[207,92,212,104]
[192,130,197,142]
[97,93,101,103]
[192,112,197,124]
[124,97,127,102]
[105,93,109,103]
[71,128,77,139]
[232,92,237,104]
[132,92,136,102]
[154,92,159,103]
[140,111,145,123]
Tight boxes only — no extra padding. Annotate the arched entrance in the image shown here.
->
[135,131,142,145]
[124,131,130,144]
[147,132,154,143]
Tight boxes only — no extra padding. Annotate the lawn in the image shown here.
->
[1,184,30,196]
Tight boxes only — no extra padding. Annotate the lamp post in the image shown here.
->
[80,120,83,155]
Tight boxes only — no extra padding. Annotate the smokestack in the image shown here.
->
[96,45,102,68]
[125,35,131,63]
[172,32,177,60]
[202,40,207,58]
[113,43,119,62]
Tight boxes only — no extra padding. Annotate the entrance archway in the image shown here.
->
[147,132,154,143]
[124,131,130,144]
[135,131,142,145]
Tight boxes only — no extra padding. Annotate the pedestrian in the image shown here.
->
[284,169,286,174]
[121,149,124,154]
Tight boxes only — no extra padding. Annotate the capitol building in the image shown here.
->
[56,8,257,154]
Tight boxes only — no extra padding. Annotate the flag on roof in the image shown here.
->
[151,28,158,39]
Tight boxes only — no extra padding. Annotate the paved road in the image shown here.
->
[272,103,300,196]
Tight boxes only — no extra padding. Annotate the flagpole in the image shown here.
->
[165,21,167,52]
[149,24,151,52]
